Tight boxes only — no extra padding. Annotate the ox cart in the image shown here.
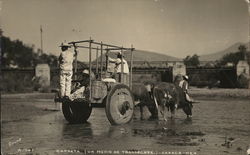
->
[55,39,135,125]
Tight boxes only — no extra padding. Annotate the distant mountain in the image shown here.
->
[93,49,181,62]
[131,49,181,61]
[200,42,248,61]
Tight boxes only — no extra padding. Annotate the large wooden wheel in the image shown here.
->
[105,84,134,125]
[62,99,92,124]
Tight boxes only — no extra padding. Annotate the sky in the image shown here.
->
[1,0,249,61]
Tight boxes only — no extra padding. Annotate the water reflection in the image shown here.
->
[61,116,194,141]
[107,124,133,138]
[182,117,193,125]
[62,123,93,139]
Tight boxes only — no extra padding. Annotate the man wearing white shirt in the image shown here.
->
[58,42,75,98]
[108,52,129,85]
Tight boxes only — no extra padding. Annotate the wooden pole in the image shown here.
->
[248,2,250,62]
[89,37,92,100]
[73,43,78,80]
[105,47,109,76]
[130,45,134,89]
[40,25,43,54]
[121,48,124,84]
[96,47,99,79]
[100,42,103,79]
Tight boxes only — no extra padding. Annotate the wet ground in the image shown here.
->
[1,93,250,155]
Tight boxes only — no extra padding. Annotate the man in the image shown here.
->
[108,52,129,85]
[179,75,193,103]
[69,69,90,101]
[58,42,75,99]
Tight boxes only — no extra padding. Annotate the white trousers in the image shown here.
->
[60,71,72,97]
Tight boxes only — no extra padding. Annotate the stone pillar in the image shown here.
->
[236,60,250,88]
[35,64,50,87]
[172,62,186,81]
[236,60,249,76]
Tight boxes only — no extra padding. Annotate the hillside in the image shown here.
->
[133,50,181,61]
[94,49,181,62]
[200,42,248,61]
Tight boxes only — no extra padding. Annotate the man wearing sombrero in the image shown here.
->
[58,42,75,99]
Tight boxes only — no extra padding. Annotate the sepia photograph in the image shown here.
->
[1,0,250,154]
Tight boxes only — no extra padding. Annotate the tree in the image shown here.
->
[38,53,58,67]
[183,54,200,67]
[1,35,59,68]
[2,36,35,68]
[218,45,247,66]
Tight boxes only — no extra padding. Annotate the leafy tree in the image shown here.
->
[1,35,59,68]
[2,36,35,68]
[218,45,247,66]
[38,53,59,67]
[183,54,200,67]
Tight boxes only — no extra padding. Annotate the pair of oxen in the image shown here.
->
[132,82,193,121]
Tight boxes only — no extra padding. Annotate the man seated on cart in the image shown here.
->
[108,52,129,85]
[69,69,94,101]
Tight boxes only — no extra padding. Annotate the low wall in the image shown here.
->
[2,65,248,93]
[186,66,238,88]
[1,68,35,92]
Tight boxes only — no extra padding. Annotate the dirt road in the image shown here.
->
[1,93,250,155]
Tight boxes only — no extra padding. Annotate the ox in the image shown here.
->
[132,82,192,121]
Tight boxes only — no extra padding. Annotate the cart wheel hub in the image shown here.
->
[119,101,130,115]
[106,84,134,125]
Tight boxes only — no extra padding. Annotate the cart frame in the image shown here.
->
[68,38,135,102]
[58,38,136,125]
